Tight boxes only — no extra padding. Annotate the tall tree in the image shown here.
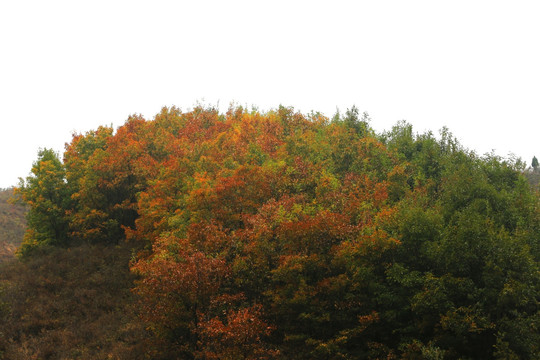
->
[15,148,70,254]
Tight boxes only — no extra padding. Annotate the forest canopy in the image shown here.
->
[4,105,540,359]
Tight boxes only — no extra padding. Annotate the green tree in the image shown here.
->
[15,149,71,255]
[532,156,539,172]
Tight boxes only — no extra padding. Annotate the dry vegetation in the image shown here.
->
[0,188,26,262]
[0,243,146,359]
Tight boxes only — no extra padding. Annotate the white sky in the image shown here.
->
[1,0,539,188]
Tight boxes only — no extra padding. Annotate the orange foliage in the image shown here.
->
[60,105,407,356]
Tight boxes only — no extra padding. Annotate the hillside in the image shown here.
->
[0,188,26,262]
[0,243,145,359]
[2,105,539,359]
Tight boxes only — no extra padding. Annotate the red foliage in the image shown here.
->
[196,305,279,360]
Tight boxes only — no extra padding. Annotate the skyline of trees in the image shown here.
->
[3,105,540,359]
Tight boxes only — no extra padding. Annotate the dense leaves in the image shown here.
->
[6,105,540,359]
[15,149,70,255]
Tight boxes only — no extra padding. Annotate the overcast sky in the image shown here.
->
[1,1,539,188]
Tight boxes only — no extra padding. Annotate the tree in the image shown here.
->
[532,156,539,172]
[64,126,114,243]
[15,148,70,254]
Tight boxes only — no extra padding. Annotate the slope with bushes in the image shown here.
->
[3,105,539,359]
[0,188,26,262]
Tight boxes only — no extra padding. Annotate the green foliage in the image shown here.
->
[15,149,70,255]
[6,105,540,359]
